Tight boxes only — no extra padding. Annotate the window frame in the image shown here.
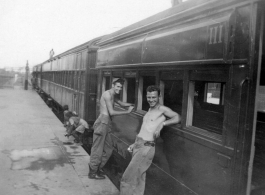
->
[159,70,184,115]
[183,69,229,142]
[123,71,137,104]
[136,71,156,112]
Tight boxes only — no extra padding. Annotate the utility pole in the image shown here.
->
[24,61,29,90]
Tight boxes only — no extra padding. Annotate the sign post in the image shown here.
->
[24,61,29,90]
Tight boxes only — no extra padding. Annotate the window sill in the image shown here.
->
[114,105,147,117]
[183,126,222,143]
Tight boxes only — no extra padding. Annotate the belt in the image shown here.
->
[144,141,155,147]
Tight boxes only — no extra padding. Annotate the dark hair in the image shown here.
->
[113,78,124,85]
[146,85,160,95]
[63,105,69,111]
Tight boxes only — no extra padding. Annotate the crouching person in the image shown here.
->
[63,105,70,127]
[65,112,89,144]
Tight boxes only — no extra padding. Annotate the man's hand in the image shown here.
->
[127,106,134,113]
[127,144,135,152]
[154,122,164,138]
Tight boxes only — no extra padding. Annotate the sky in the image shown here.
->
[0,0,172,69]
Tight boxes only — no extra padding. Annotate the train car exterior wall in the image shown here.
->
[41,50,88,119]
[95,1,263,195]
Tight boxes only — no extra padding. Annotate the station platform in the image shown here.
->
[0,86,119,195]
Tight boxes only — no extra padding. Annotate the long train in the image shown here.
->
[32,0,265,194]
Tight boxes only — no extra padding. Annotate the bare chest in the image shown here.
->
[143,110,165,123]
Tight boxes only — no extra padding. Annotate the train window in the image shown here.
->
[61,72,63,85]
[74,72,77,89]
[81,72,85,92]
[74,72,78,90]
[70,72,73,88]
[77,72,80,90]
[137,76,156,111]
[102,76,111,92]
[65,72,67,86]
[51,73,53,81]
[123,78,136,104]
[161,80,183,114]
[186,81,225,134]
[60,72,62,85]
[68,72,71,88]
[205,83,224,105]
[112,77,122,100]
[63,72,65,86]
[78,72,82,90]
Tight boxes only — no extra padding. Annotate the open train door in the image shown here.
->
[247,6,265,195]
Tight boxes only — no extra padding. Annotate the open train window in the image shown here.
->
[102,76,111,92]
[137,75,156,111]
[112,77,122,101]
[160,71,183,114]
[123,77,136,104]
[187,81,225,134]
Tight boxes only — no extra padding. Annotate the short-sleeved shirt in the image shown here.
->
[69,116,89,133]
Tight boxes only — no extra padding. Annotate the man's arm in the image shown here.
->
[161,106,181,126]
[104,93,133,116]
[153,106,181,138]
[115,99,134,107]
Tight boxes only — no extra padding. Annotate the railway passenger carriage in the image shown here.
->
[32,64,42,89]
[32,0,265,194]
[33,37,102,122]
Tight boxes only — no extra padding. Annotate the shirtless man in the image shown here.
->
[120,85,181,195]
[88,78,134,179]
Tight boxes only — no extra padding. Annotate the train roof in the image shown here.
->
[96,0,259,68]
[53,35,104,58]
[98,0,252,46]
[32,35,105,68]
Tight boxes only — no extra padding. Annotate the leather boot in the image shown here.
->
[88,166,105,180]
[98,168,106,175]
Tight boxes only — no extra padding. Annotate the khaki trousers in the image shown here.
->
[89,114,113,173]
[120,136,155,195]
